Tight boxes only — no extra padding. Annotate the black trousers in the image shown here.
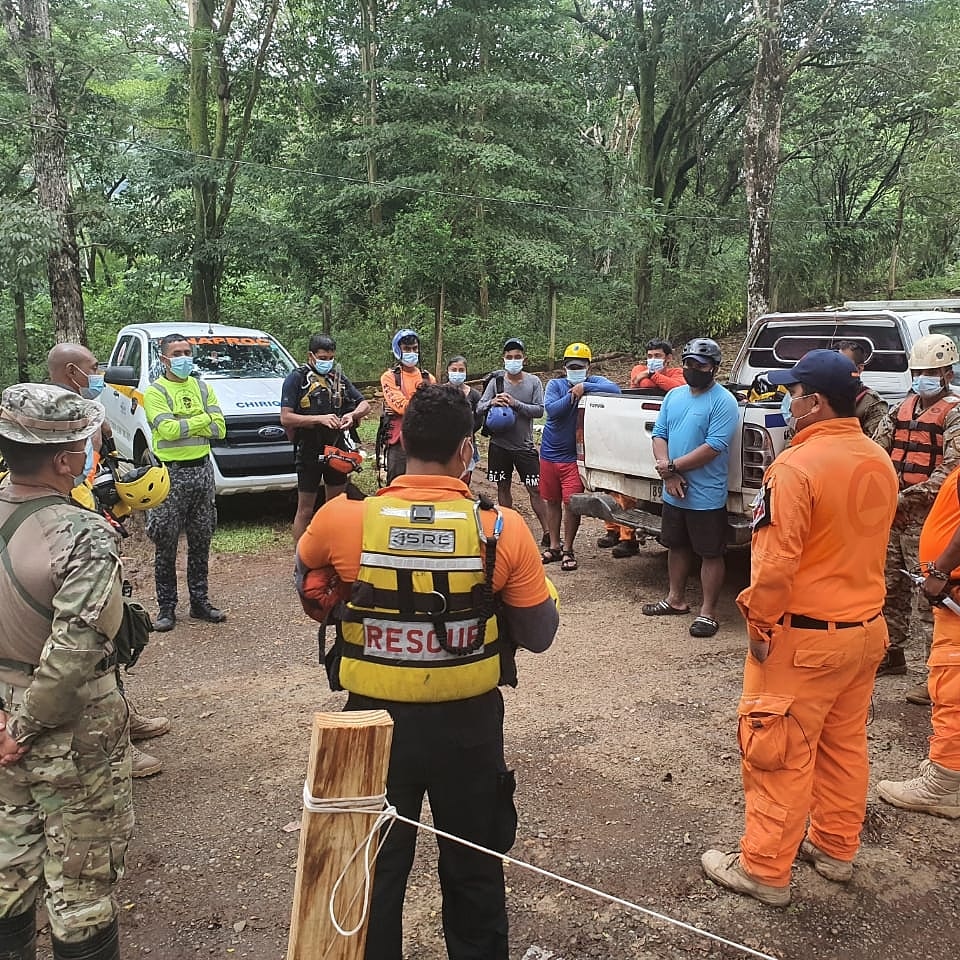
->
[345,689,514,960]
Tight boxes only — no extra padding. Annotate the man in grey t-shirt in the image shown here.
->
[477,337,549,542]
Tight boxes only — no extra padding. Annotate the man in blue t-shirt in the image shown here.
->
[643,338,739,637]
[540,342,620,571]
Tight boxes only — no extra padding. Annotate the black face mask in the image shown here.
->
[683,367,714,389]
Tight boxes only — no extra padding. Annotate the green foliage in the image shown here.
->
[211,521,293,553]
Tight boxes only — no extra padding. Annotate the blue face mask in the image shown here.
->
[504,359,524,375]
[313,359,335,376]
[448,371,467,385]
[401,352,419,367]
[170,356,194,379]
[81,374,105,399]
[566,367,588,385]
[780,391,816,431]
[913,375,942,398]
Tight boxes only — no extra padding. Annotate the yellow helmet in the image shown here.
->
[71,481,96,510]
[545,576,560,611]
[114,462,170,511]
[563,342,592,362]
[909,334,959,370]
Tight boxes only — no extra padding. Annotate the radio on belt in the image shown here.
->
[410,504,435,523]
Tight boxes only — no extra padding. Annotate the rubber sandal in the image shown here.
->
[560,551,578,571]
[641,599,691,616]
[541,547,563,564]
[690,615,719,637]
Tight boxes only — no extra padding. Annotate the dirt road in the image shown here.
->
[44,489,960,960]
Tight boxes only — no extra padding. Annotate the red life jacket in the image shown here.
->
[890,393,960,488]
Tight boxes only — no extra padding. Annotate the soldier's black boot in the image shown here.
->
[0,905,36,960]
[51,918,119,960]
[189,599,226,623]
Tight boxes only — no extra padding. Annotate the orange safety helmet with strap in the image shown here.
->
[890,394,960,488]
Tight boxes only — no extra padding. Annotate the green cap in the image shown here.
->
[0,383,104,444]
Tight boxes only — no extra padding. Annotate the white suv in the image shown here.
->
[101,322,298,495]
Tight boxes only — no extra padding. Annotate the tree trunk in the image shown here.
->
[359,0,381,228]
[887,187,906,297]
[2,0,85,344]
[434,282,446,382]
[13,287,29,381]
[547,282,557,368]
[744,0,785,327]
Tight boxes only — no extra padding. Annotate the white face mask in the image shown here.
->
[504,358,524,375]
[448,371,467,385]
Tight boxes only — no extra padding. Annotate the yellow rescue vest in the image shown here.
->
[339,493,502,702]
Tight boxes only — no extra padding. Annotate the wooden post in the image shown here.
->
[287,710,394,960]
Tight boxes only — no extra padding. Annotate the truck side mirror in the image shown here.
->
[104,365,138,388]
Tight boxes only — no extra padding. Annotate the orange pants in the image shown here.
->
[604,493,636,542]
[929,610,960,770]
[737,615,887,885]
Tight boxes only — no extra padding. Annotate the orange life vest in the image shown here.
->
[890,393,960,488]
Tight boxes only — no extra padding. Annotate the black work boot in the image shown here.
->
[0,905,36,960]
[153,608,175,632]
[189,600,226,623]
[876,647,907,676]
[611,539,639,558]
[51,919,119,960]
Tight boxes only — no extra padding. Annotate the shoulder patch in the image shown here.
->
[751,484,773,530]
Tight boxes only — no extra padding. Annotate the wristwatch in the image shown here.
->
[667,460,677,475]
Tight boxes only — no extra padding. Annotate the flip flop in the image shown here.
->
[690,615,719,637]
[641,599,691,616]
[541,547,563,564]
[560,550,578,571]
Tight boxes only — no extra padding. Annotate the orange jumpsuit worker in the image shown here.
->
[877,465,960,816]
[598,339,685,558]
[702,350,898,905]
[379,329,435,483]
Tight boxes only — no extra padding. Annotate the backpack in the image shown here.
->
[480,374,507,437]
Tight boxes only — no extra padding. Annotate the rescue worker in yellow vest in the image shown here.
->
[297,383,559,960]
[143,333,227,633]
[875,334,960,684]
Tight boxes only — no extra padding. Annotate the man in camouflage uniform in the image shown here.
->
[143,333,227,632]
[835,340,889,439]
[875,334,960,693]
[0,384,132,960]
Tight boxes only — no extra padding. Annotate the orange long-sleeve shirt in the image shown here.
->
[629,363,685,391]
[737,417,898,639]
[380,367,435,444]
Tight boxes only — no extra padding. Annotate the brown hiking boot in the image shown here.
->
[905,682,932,706]
[131,745,162,778]
[878,760,960,818]
[701,850,790,906]
[797,839,853,882]
[129,708,171,742]
[876,647,907,676]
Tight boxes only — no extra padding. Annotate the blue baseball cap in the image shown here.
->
[767,349,860,398]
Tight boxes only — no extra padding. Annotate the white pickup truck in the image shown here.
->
[100,322,299,495]
[572,301,960,546]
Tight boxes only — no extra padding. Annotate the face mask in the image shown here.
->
[448,371,467,385]
[504,359,524,375]
[646,357,665,373]
[313,359,335,376]
[566,367,587,385]
[780,391,816,432]
[63,449,88,488]
[401,352,419,367]
[80,374,105,399]
[169,356,194,379]
[683,368,713,389]
[913,375,943,398]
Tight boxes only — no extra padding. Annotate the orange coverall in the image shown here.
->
[604,363,686,542]
[918,468,960,770]
[379,367,435,445]
[735,417,898,885]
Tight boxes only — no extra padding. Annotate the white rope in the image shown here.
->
[301,784,780,960]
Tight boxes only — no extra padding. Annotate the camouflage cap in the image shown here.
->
[0,383,104,444]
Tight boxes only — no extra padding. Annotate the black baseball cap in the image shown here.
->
[767,349,860,398]
[503,337,525,353]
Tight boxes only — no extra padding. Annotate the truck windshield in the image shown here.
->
[747,321,908,373]
[148,336,296,380]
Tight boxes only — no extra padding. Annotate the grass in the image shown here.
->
[211,521,294,553]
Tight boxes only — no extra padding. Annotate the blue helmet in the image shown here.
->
[484,405,516,435]
[391,328,420,361]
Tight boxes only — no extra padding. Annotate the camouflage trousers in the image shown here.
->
[146,458,217,610]
[883,516,933,655]
[0,687,134,942]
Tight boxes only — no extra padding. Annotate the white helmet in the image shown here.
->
[909,334,959,370]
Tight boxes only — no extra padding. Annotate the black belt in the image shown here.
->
[166,454,209,468]
[780,612,882,631]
